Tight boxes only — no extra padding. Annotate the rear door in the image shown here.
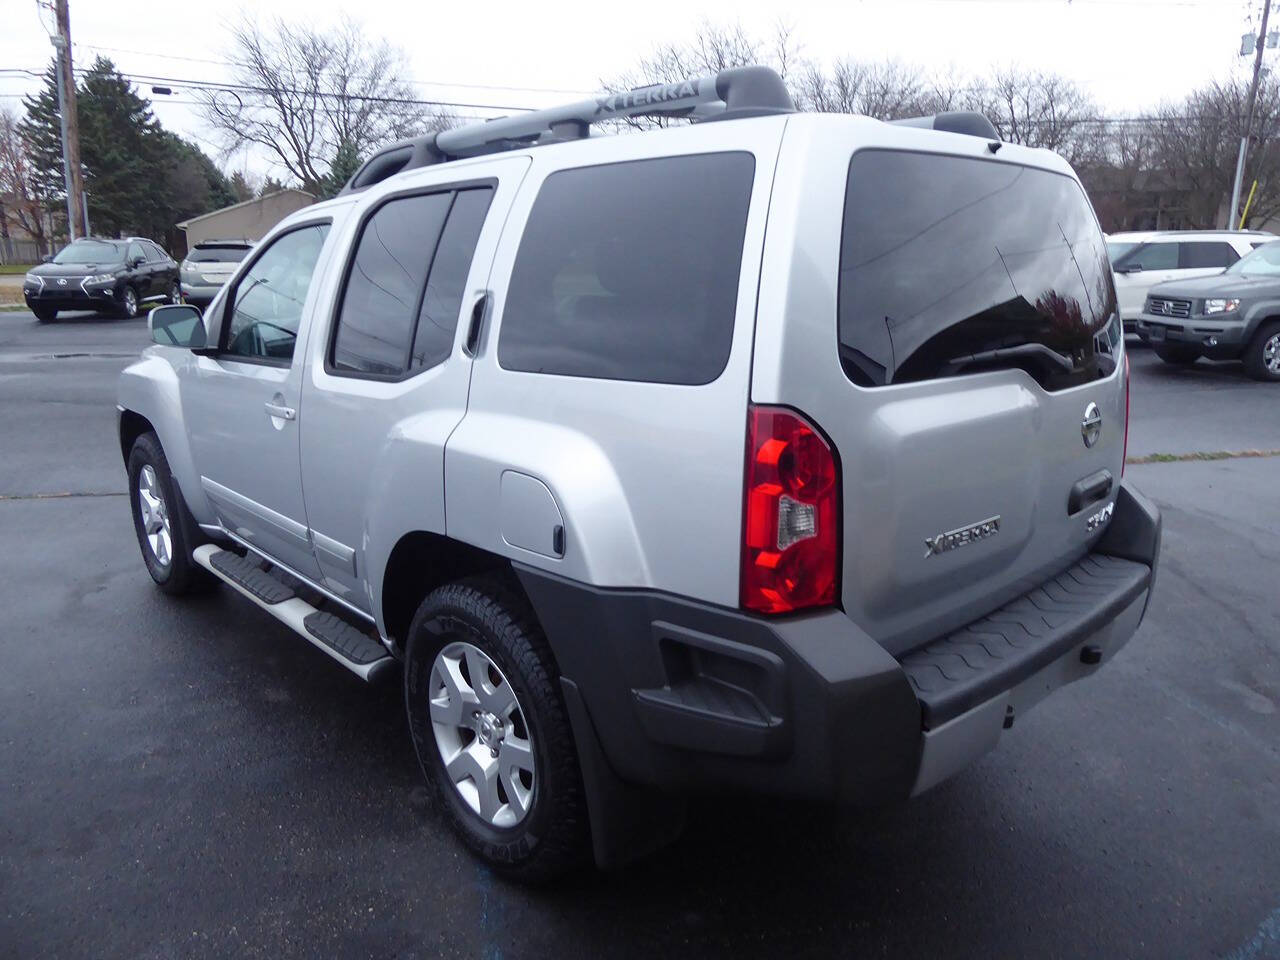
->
[299,158,527,610]
[757,121,1126,654]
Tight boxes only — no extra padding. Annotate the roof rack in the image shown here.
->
[340,65,794,195]
[890,112,1000,140]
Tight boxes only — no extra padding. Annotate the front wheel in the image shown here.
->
[1243,321,1280,382]
[127,432,214,595]
[1154,344,1200,366]
[404,576,589,881]
[117,285,139,319]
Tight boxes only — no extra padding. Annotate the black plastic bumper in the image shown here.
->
[1136,317,1247,357]
[515,480,1161,867]
[25,288,117,312]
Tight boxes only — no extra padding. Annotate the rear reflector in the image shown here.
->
[741,406,839,615]
[1122,352,1130,476]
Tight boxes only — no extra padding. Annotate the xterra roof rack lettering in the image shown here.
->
[117,65,1160,879]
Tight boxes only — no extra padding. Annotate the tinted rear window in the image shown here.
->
[498,152,755,385]
[190,246,249,263]
[839,150,1119,392]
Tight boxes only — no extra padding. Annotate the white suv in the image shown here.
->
[1109,230,1274,332]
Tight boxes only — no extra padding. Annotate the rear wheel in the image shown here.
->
[127,432,214,595]
[1243,321,1280,382]
[404,575,589,881]
[168,281,182,304]
[1154,344,1200,366]
[32,306,56,323]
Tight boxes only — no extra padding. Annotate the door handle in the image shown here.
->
[462,291,489,357]
[1067,469,1112,515]
[264,401,296,421]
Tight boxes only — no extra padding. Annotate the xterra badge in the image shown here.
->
[925,515,1001,558]
[1086,501,1114,533]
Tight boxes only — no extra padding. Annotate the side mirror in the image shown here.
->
[129,256,145,268]
[148,304,207,349]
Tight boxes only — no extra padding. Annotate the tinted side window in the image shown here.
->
[224,223,330,363]
[411,188,494,370]
[127,242,145,264]
[498,153,755,385]
[144,241,167,261]
[1179,241,1238,268]
[332,193,452,375]
[1117,242,1177,271]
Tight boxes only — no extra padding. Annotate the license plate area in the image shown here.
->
[1147,324,1166,342]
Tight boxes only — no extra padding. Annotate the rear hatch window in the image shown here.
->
[839,150,1119,392]
[189,246,249,262]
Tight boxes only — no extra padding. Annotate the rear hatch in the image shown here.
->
[766,137,1126,656]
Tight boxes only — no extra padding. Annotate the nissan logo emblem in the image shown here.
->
[1081,402,1102,448]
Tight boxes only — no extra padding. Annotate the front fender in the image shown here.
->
[1242,301,1280,342]
[117,349,214,525]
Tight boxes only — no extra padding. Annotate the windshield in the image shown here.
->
[53,240,126,264]
[189,246,249,263]
[839,150,1120,392]
[1107,241,1140,263]
[1224,239,1280,276]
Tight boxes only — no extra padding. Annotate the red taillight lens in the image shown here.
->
[1122,352,1130,476]
[741,406,839,615]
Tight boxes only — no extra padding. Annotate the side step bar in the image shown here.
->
[193,545,395,682]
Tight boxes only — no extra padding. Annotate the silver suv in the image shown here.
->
[117,67,1161,879]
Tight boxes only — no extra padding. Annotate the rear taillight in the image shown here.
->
[741,405,839,615]
[1122,352,1130,476]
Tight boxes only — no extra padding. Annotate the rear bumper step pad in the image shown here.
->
[900,553,1152,729]
[194,546,393,682]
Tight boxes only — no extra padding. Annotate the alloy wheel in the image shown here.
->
[429,640,536,828]
[122,287,138,317]
[136,464,172,567]
[1265,332,1280,375]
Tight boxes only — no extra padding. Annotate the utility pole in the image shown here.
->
[1229,0,1273,230]
[48,0,85,240]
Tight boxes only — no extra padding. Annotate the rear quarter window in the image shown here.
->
[839,149,1119,392]
[1179,242,1238,268]
[497,152,755,385]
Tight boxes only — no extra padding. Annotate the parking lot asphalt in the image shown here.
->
[1,310,1278,959]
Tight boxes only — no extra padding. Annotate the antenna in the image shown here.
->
[340,65,794,195]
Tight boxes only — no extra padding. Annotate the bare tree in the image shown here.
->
[0,108,48,255]
[199,15,426,192]
[974,68,1102,167]
[794,59,940,119]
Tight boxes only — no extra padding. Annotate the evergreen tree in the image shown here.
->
[16,62,66,231]
[76,56,167,237]
[228,170,254,203]
[319,139,362,199]
[257,175,286,198]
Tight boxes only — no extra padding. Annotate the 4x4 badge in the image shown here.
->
[925,515,1001,558]
[1082,402,1102,448]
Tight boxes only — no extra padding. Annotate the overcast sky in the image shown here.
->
[0,0,1266,180]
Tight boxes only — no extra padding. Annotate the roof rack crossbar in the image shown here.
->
[340,65,793,195]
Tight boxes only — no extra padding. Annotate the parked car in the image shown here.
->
[179,239,253,308]
[22,236,180,322]
[117,67,1160,879]
[1109,230,1273,333]
[1136,239,1280,380]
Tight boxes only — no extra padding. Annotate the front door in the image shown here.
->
[184,219,335,580]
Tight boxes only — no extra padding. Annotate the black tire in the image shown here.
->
[117,284,139,319]
[404,575,589,881]
[32,306,56,323]
[1242,320,1280,382]
[168,281,182,304]
[1154,344,1200,366]
[126,431,215,595]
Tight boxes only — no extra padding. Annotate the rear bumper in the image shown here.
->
[179,282,222,305]
[517,480,1160,864]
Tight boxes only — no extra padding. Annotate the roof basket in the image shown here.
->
[339,65,794,195]
[890,111,1000,141]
